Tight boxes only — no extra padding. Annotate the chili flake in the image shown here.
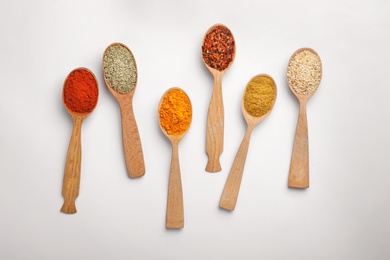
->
[202,25,235,71]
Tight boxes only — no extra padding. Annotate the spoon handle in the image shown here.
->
[220,125,253,211]
[206,72,224,172]
[288,100,309,188]
[61,116,83,214]
[119,98,145,178]
[166,141,184,228]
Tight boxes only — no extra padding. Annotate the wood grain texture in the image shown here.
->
[219,74,277,211]
[288,99,309,188]
[166,138,184,229]
[61,115,85,214]
[103,43,145,179]
[220,123,253,211]
[286,47,322,189]
[202,24,236,173]
[117,93,145,178]
[205,71,224,172]
[158,87,192,229]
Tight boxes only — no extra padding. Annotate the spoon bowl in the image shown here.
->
[220,74,277,211]
[287,48,322,188]
[158,87,192,229]
[202,24,236,172]
[61,67,98,214]
[103,42,145,178]
[287,48,322,99]
[202,23,236,73]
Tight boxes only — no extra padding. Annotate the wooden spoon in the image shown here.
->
[202,24,236,172]
[158,88,192,229]
[61,68,99,214]
[103,42,145,178]
[220,74,277,211]
[287,48,322,189]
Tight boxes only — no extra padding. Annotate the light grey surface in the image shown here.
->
[1,0,389,259]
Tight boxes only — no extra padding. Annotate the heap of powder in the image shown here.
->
[103,43,137,94]
[287,49,322,95]
[202,25,235,71]
[159,89,192,136]
[243,76,276,118]
[63,69,98,114]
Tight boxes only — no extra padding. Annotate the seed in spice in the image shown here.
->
[103,43,137,94]
[202,25,235,71]
[287,49,322,95]
[63,68,98,114]
[243,76,276,118]
[159,89,192,136]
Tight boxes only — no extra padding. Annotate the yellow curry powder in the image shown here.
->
[243,76,276,117]
[159,89,192,135]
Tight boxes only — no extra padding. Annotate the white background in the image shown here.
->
[1,0,389,259]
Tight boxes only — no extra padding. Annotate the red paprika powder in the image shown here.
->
[63,68,98,114]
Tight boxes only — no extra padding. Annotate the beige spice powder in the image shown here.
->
[103,44,137,94]
[287,49,322,95]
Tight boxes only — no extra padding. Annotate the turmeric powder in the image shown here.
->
[159,88,192,135]
[243,76,276,117]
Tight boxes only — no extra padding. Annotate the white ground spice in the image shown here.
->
[287,49,322,95]
[103,44,137,94]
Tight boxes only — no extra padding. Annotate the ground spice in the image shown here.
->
[287,49,322,95]
[63,68,98,114]
[103,43,137,94]
[159,89,192,136]
[243,76,276,118]
[202,25,235,71]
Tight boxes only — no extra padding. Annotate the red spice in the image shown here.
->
[202,25,235,71]
[63,68,98,114]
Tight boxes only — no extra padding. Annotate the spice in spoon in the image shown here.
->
[159,89,192,135]
[103,43,137,94]
[219,74,277,211]
[61,67,98,214]
[287,49,322,95]
[243,76,276,117]
[63,68,98,114]
[202,25,235,71]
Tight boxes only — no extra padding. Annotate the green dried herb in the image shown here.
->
[103,43,137,94]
